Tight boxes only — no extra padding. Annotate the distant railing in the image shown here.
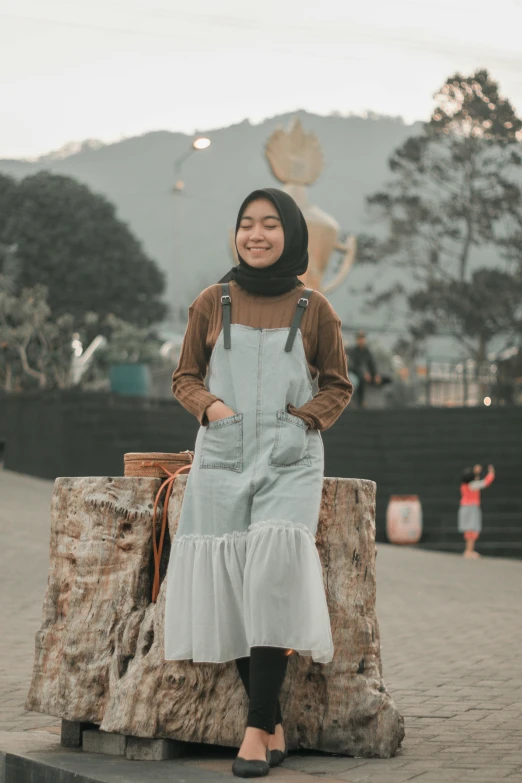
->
[396,360,522,408]
[149,351,522,408]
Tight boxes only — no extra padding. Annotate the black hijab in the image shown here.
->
[219,188,309,296]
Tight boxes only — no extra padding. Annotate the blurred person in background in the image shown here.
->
[458,464,496,558]
[347,330,382,408]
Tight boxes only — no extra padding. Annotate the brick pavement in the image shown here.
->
[1,469,522,781]
[0,470,58,733]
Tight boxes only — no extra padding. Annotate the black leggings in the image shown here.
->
[235,647,290,734]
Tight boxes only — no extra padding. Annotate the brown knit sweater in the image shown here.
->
[172,281,353,430]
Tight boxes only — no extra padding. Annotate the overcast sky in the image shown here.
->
[2,0,522,159]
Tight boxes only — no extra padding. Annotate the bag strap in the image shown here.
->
[221,282,232,349]
[151,464,192,603]
[284,288,313,352]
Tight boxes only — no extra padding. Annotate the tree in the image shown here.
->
[0,174,17,236]
[2,171,168,328]
[0,275,165,392]
[91,314,163,369]
[0,278,75,391]
[407,268,522,362]
[366,69,522,361]
[0,271,105,391]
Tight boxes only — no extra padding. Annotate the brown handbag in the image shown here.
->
[124,451,194,602]
[124,451,194,478]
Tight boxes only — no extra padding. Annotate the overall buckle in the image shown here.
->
[297,297,309,308]
[221,295,232,305]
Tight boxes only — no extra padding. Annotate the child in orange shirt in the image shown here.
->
[458,464,495,558]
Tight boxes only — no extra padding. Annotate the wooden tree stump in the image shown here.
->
[26,475,404,758]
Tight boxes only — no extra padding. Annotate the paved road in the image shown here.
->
[0,470,57,733]
[1,469,521,782]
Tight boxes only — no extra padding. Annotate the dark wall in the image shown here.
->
[1,392,520,551]
[0,391,199,480]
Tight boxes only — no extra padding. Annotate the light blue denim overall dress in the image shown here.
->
[164,284,334,664]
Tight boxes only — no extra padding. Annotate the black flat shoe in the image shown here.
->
[232,748,271,778]
[268,747,288,768]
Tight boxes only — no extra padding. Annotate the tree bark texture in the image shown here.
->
[26,475,404,758]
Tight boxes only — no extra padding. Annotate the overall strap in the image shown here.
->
[284,288,313,352]
[221,283,232,349]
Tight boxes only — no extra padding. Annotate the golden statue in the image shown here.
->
[230,118,356,293]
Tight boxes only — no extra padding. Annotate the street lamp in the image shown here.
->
[171,136,212,325]
[173,136,212,192]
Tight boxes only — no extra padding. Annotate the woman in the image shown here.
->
[165,188,353,777]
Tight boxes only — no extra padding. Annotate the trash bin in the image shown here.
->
[109,363,151,396]
[386,495,423,544]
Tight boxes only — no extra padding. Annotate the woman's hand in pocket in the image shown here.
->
[206,400,237,423]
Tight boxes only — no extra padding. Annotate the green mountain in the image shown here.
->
[0,110,420,332]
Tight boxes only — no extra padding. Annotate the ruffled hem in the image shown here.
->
[173,519,315,544]
[164,519,333,664]
[174,529,249,542]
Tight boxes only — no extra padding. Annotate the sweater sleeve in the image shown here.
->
[171,298,223,426]
[287,316,353,431]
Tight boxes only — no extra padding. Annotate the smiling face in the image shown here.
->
[236,198,285,269]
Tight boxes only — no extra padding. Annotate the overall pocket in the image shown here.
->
[200,413,243,472]
[269,410,312,468]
